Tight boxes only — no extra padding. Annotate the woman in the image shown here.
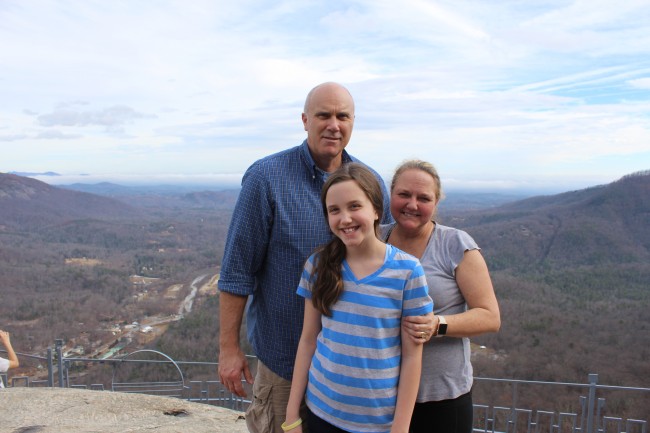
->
[379,160,500,433]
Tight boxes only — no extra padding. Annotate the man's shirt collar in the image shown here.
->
[299,139,353,179]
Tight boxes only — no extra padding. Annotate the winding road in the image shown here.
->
[178,274,209,317]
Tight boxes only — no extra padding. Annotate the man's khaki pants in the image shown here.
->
[246,361,308,433]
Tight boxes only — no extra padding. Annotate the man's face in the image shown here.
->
[302,84,355,169]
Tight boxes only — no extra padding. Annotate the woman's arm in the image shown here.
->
[444,249,500,337]
[403,249,500,342]
[0,330,19,369]
[284,300,322,432]
[391,325,423,433]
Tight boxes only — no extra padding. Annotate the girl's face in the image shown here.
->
[325,180,379,250]
[390,168,439,232]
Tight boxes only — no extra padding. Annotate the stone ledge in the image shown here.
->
[0,387,249,433]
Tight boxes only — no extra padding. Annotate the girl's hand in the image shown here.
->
[402,312,435,344]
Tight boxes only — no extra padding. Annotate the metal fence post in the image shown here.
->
[47,347,54,387]
[55,339,64,388]
[586,374,598,433]
[64,360,70,388]
[510,381,519,433]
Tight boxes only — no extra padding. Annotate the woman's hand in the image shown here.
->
[402,312,436,344]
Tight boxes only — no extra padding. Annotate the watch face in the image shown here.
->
[438,323,448,336]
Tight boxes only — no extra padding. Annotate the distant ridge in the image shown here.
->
[452,170,650,271]
[8,170,61,177]
[61,182,146,196]
[60,182,236,197]
[0,173,142,229]
[59,182,241,210]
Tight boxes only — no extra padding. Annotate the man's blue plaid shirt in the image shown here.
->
[218,140,392,380]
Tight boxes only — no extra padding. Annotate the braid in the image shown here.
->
[311,237,346,316]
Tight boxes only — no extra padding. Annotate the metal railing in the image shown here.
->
[471,375,648,433]
[3,342,648,433]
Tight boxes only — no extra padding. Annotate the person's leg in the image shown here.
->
[245,361,309,433]
[409,391,473,433]
[245,362,273,433]
[267,366,310,433]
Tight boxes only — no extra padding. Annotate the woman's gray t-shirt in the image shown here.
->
[379,223,479,402]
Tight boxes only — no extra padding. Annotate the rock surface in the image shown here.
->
[0,387,249,433]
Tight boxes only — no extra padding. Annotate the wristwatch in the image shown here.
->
[435,316,447,337]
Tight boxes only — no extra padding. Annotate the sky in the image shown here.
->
[1,0,649,193]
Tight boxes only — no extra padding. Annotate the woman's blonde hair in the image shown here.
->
[391,159,444,201]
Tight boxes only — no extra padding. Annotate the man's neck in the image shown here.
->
[313,155,343,174]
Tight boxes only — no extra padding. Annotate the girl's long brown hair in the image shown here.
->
[311,163,384,316]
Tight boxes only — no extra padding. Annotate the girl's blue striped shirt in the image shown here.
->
[297,243,433,433]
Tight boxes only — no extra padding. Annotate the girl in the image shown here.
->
[284,163,433,433]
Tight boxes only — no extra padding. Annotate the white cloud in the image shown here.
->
[37,105,154,131]
[629,77,650,89]
[35,130,82,140]
[0,134,28,142]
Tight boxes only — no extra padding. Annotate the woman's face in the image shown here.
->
[390,168,439,231]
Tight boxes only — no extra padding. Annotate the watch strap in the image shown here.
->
[435,315,447,337]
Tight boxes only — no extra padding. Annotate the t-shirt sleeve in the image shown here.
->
[296,254,317,299]
[0,357,9,373]
[403,259,434,316]
[447,228,480,276]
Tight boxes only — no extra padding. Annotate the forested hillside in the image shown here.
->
[0,173,232,354]
[444,171,650,398]
[1,171,648,416]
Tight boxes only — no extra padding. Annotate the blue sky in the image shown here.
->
[1,0,649,193]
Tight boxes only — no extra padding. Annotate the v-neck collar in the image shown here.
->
[342,245,393,284]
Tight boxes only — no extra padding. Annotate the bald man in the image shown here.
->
[217,82,392,433]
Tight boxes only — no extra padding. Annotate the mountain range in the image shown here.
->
[2,170,649,267]
[446,170,650,272]
[0,171,650,271]
[0,173,143,229]
[1,170,649,394]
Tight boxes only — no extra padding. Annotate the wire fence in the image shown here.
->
[2,342,648,433]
